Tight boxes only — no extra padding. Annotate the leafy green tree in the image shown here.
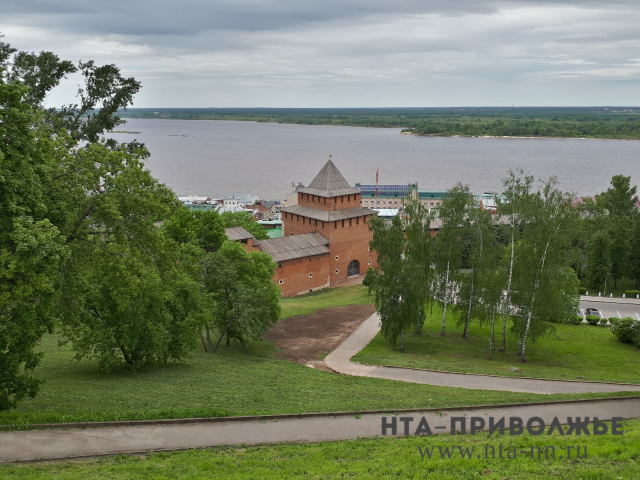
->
[511,177,578,362]
[60,236,204,369]
[368,214,414,350]
[586,231,611,291]
[402,195,435,334]
[600,175,638,218]
[434,184,471,336]
[456,198,497,339]
[53,141,207,368]
[201,241,280,353]
[497,170,534,351]
[1,40,214,386]
[608,216,631,289]
[0,77,67,408]
[164,207,226,252]
[220,211,268,240]
[630,213,640,289]
[0,75,69,409]
[597,175,638,288]
[477,265,505,358]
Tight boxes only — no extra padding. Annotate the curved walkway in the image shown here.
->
[324,313,640,394]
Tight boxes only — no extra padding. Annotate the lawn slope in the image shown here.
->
[354,306,640,384]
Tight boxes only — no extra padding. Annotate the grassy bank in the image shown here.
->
[354,305,640,384]
[1,286,636,428]
[280,285,372,318]
[5,331,633,428]
[3,419,639,478]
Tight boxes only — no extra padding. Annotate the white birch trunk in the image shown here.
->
[501,218,515,351]
[521,231,555,362]
[441,260,450,336]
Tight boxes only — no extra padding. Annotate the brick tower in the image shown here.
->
[282,157,377,284]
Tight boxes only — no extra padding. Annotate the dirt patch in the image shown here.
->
[265,304,375,371]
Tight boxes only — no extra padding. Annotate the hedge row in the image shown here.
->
[610,318,640,348]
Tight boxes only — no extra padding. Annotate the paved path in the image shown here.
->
[324,313,640,394]
[2,398,639,463]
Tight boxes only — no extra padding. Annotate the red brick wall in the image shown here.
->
[297,192,362,211]
[282,212,377,284]
[273,254,331,297]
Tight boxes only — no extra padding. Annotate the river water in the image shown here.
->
[110,118,639,201]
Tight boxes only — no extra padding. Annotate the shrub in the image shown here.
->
[578,286,587,295]
[569,315,583,325]
[599,318,608,325]
[610,318,640,347]
[363,267,378,295]
[624,290,640,297]
[609,317,620,326]
[586,315,600,326]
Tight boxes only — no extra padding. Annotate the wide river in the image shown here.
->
[111,119,639,201]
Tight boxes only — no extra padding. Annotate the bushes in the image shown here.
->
[599,318,609,326]
[625,290,640,298]
[569,315,583,325]
[586,315,600,326]
[609,317,620,326]
[578,286,587,295]
[610,318,640,347]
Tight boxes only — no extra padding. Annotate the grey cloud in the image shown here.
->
[2,0,639,107]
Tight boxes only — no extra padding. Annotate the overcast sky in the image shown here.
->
[3,1,639,107]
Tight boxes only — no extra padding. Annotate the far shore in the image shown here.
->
[401,131,640,141]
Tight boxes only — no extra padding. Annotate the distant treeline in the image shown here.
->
[119,107,640,140]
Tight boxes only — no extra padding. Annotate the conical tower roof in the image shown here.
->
[299,157,361,198]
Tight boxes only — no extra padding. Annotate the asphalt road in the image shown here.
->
[579,296,640,320]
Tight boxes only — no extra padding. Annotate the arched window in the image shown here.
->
[347,260,360,277]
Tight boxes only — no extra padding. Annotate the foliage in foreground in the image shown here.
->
[0,40,277,410]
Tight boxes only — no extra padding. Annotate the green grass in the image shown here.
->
[3,419,640,478]
[280,285,373,318]
[4,333,634,429]
[353,306,640,384]
[1,286,636,429]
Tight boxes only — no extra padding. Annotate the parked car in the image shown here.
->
[585,308,599,316]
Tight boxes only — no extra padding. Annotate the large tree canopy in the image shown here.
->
[0,41,227,408]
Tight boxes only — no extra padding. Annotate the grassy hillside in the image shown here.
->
[354,305,640,384]
[0,287,634,428]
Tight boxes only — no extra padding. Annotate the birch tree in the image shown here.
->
[457,199,496,339]
[512,178,577,362]
[368,214,414,350]
[434,184,471,335]
[497,171,533,351]
[402,195,435,334]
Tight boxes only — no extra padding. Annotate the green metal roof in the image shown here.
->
[418,190,447,199]
[265,227,283,239]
